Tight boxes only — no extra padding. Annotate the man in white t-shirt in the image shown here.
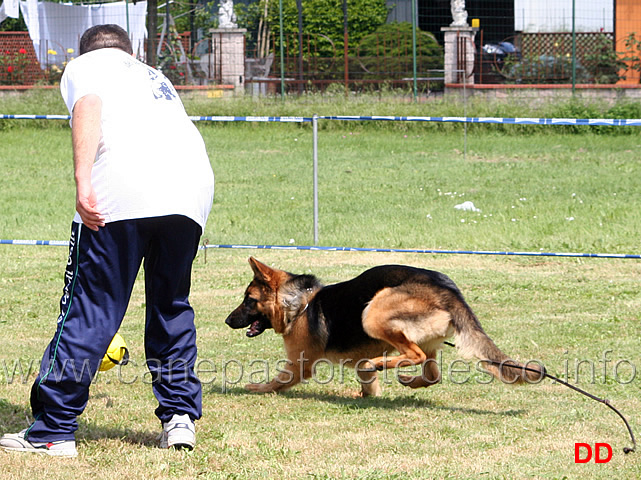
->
[0,25,214,457]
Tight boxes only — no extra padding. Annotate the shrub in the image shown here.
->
[354,22,443,80]
[267,0,389,58]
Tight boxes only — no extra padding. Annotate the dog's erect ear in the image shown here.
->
[248,257,275,282]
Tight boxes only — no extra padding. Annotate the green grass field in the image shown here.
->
[0,92,640,479]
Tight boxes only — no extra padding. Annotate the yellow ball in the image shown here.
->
[99,333,129,371]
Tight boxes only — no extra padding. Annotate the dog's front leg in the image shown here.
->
[246,349,313,393]
[245,364,301,393]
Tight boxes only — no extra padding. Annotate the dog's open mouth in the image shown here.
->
[246,320,265,337]
[225,306,273,337]
[246,315,271,337]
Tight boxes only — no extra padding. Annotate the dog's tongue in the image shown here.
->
[246,320,262,337]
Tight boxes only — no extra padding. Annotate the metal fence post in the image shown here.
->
[571,0,576,95]
[411,0,417,102]
[278,0,285,99]
[313,114,319,245]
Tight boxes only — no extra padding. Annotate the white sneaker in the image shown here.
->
[159,414,195,450]
[0,429,78,457]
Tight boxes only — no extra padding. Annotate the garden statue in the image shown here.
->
[450,0,468,27]
[218,0,237,29]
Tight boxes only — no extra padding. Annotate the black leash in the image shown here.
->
[443,341,636,454]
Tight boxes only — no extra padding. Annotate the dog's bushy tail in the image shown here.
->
[451,301,544,384]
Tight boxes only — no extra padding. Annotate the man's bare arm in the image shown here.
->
[72,94,105,231]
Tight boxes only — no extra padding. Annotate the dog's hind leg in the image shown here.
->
[365,329,427,371]
[398,350,441,388]
[362,288,452,372]
[356,368,381,397]
[362,312,427,371]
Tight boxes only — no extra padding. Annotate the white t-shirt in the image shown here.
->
[60,48,215,231]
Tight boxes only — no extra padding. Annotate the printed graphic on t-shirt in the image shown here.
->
[120,57,177,101]
[147,67,177,101]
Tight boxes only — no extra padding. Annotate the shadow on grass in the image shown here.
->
[209,385,525,418]
[290,390,525,417]
[78,424,160,448]
[0,397,160,448]
[0,398,32,433]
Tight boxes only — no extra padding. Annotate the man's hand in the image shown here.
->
[72,94,105,231]
[75,178,104,231]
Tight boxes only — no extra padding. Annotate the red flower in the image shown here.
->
[7,66,14,73]
[169,65,176,70]
[18,48,27,54]
[179,72,185,76]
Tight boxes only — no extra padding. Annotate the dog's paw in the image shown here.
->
[397,374,415,386]
[245,382,275,393]
[397,373,440,389]
[398,374,429,388]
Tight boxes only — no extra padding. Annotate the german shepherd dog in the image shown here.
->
[225,257,543,396]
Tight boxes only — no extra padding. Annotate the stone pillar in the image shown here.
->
[441,27,476,85]
[210,28,246,93]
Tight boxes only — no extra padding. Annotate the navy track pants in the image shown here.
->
[26,215,203,442]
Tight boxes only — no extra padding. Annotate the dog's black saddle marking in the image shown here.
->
[308,265,461,352]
